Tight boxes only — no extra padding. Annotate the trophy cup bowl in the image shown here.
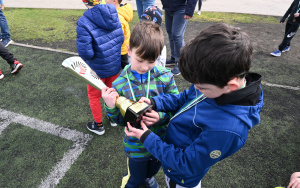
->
[62,56,152,128]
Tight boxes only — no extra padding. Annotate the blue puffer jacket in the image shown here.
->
[161,0,198,17]
[76,4,124,78]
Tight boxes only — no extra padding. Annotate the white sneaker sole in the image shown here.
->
[4,40,13,47]
[0,74,4,79]
[282,48,290,52]
[11,64,23,74]
[87,127,105,135]
[110,122,117,127]
[270,53,281,57]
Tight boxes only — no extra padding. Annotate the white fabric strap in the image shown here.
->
[165,175,201,188]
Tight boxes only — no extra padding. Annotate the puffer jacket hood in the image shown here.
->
[77,4,124,78]
[83,4,120,31]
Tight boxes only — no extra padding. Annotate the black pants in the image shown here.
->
[198,0,202,11]
[278,22,300,51]
[121,54,129,69]
[0,41,15,65]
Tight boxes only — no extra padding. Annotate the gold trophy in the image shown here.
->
[62,56,152,128]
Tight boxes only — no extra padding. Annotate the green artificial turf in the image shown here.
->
[191,11,279,25]
[4,8,279,45]
[0,43,299,187]
[0,123,73,188]
[0,8,299,188]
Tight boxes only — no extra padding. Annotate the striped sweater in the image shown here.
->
[105,65,179,158]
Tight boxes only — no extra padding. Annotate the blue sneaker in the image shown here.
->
[282,46,290,52]
[2,38,13,47]
[145,177,159,188]
[270,50,281,57]
[171,63,180,75]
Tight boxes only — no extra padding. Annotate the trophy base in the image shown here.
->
[123,102,152,128]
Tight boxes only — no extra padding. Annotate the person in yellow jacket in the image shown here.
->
[115,0,133,69]
[104,0,133,69]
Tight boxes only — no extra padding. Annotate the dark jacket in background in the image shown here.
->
[161,0,198,17]
[281,0,300,24]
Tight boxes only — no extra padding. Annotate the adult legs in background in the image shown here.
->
[0,9,10,40]
[198,0,202,15]
[165,9,188,75]
[0,9,12,47]
[135,0,155,20]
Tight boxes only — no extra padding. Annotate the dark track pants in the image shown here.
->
[0,41,14,65]
[279,22,300,51]
[121,156,161,188]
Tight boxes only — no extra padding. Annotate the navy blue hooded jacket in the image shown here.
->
[140,73,264,187]
[161,0,198,17]
[76,4,124,78]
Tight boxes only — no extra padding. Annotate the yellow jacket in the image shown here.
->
[117,3,133,55]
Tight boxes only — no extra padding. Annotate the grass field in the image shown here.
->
[0,8,299,188]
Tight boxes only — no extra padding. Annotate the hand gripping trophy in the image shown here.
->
[62,56,152,128]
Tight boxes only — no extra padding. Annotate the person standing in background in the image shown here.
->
[162,0,198,75]
[270,0,300,57]
[197,0,203,15]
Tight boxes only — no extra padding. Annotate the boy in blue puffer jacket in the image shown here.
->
[125,23,264,188]
[77,0,124,135]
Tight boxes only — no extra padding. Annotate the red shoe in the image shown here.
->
[0,69,4,79]
[11,60,23,74]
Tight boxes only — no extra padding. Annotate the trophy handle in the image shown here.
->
[62,56,152,128]
[61,56,107,91]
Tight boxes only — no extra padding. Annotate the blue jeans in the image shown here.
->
[165,9,188,62]
[0,9,10,40]
[135,0,155,20]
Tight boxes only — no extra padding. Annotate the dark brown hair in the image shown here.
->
[129,21,164,62]
[179,23,253,87]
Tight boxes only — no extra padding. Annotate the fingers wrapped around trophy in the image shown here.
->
[116,97,152,128]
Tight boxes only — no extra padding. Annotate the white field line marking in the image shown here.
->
[262,82,300,91]
[0,120,12,135]
[11,42,78,56]
[10,42,300,92]
[0,108,93,188]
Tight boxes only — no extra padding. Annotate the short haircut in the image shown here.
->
[179,23,253,88]
[129,21,164,62]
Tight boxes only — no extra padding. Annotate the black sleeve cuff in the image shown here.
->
[150,98,157,111]
[140,129,152,143]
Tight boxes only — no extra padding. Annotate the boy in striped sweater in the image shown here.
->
[102,21,179,188]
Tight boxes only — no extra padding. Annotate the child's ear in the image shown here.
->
[127,45,131,56]
[227,77,240,91]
